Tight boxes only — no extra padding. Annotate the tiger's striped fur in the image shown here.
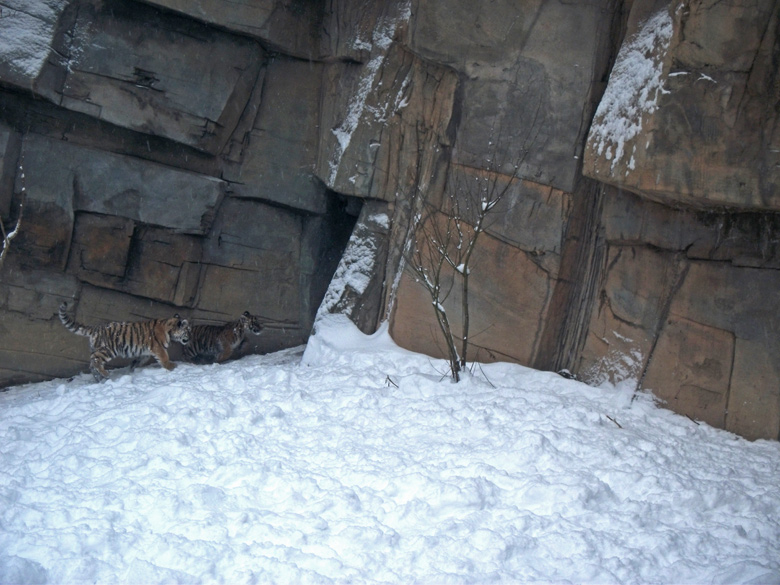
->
[183,311,264,364]
[59,302,191,382]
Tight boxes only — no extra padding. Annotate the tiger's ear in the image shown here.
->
[243,311,250,317]
[174,313,180,318]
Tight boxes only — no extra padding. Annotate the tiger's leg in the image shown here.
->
[129,356,154,371]
[89,351,111,382]
[215,346,234,362]
[183,344,198,363]
[149,343,176,371]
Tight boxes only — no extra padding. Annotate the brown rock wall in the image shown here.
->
[0,312,84,386]
[316,40,457,203]
[314,200,391,334]
[730,339,780,441]
[0,0,777,440]
[577,244,676,387]
[68,213,135,283]
[643,260,780,440]
[0,265,82,385]
[411,0,617,192]
[312,0,780,439]
[572,188,780,440]
[584,0,780,210]
[643,316,735,429]
[20,134,224,235]
[391,205,556,366]
[122,227,203,305]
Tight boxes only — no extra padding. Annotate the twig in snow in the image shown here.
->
[606,415,622,429]
[425,358,450,382]
[476,362,496,388]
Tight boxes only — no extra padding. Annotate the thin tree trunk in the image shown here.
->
[433,303,460,382]
[460,269,469,369]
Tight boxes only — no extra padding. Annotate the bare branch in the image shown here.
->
[403,119,532,380]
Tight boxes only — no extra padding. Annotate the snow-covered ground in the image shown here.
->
[1,316,778,584]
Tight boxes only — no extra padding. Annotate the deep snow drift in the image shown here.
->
[1,316,778,584]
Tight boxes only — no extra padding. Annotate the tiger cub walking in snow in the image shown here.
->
[183,311,264,364]
[59,302,191,382]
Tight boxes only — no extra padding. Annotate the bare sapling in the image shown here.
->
[407,199,463,381]
[445,160,519,369]
[406,153,520,382]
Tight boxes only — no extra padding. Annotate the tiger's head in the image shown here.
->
[168,314,191,345]
[240,311,264,335]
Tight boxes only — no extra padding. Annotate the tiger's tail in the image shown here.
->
[58,302,92,337]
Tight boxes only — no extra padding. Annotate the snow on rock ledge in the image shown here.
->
[587,7,673,175]
[0,0,68,87]
[584,0,780,211]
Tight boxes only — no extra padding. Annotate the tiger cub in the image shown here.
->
[183,311,264,364]
[59,302,191,382]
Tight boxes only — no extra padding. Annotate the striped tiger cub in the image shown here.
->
[183,311,264,364]
[59,302,191,382]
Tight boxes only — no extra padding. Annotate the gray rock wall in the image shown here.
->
[0,0,354,386]
[1,0,777,441]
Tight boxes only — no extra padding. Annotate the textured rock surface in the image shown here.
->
[313,200,391,334]
[23,134,223,235]
[0,0,354,385]
[584,0,780,210]
[223,57,328,214]
[410,0,617,193]
[0,0,68,88]
[0,0,777,440]
[137,0,323,59]
[574,189,780,440]
[315,13,457,204]
[42,0,263,154]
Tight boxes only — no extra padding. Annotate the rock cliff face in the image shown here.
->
[578,0,780,441]
[0,0,777,441]
[0,0,355,385]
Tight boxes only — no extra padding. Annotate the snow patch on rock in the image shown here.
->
[0,1,67,83]
[588,7,674,173]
